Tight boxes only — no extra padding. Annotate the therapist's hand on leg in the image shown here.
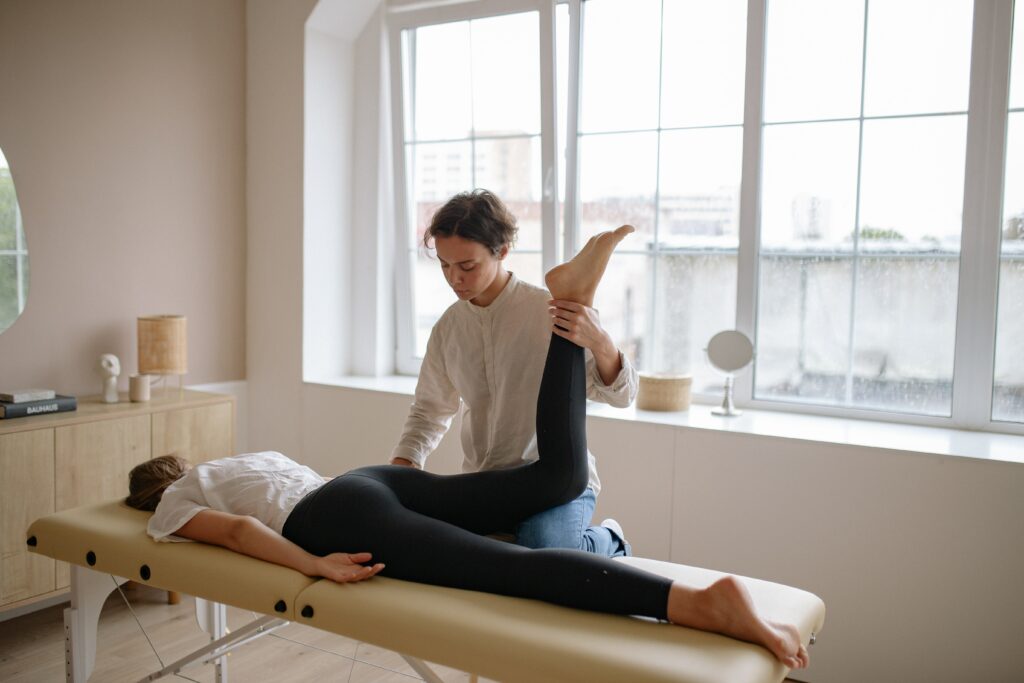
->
[549,300,622,385]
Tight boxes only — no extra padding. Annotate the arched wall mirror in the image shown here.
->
[0,146,29,334]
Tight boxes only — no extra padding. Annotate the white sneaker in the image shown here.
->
[600,518,632,556]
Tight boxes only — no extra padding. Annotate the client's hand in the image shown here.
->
[314,552,385,583]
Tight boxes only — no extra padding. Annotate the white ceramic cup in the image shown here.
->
[129,374,152,402]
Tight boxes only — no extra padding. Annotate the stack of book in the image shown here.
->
[0,389,77,419]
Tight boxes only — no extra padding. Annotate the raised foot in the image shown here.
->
[668,576,809,670]
[544,225,635,307]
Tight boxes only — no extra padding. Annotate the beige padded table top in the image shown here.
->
[28,500,825,683]
[27,500,317,620]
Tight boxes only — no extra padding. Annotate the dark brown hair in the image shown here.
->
[126,454,191,511]
[424,189,518,256]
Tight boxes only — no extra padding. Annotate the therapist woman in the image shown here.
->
[389,189,637,557]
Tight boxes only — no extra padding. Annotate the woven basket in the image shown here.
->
[637,373,693,411]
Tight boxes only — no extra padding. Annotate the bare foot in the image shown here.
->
[544,225,635,307]
[666,576,809,670]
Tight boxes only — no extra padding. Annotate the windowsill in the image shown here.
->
[309,375,1024,466]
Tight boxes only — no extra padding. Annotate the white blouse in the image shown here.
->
[391,273,638,494]
[147,451,327,542]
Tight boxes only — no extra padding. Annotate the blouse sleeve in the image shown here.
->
[146,475,209,543]
[585,347,639,408]
[390,324,461,468]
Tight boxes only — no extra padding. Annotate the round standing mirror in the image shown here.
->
[705,330,754,417]
[0,146,29,334]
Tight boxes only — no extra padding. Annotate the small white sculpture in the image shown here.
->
[98,353,121,403]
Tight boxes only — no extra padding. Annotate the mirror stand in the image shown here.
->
[711,374,742,417]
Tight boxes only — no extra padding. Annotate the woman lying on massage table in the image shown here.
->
[126,227,809,671]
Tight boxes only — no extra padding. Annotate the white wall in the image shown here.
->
[303,29,353,380]
[247,0,318,457]
[246,2,1024,682]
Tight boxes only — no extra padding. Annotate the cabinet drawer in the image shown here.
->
[55,415,150,588]
[1,430,56,606]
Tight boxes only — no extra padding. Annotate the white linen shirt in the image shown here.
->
[147,451,327,542]
[391,274,638,494]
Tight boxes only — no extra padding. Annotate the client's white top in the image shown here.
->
[148,451,327,542]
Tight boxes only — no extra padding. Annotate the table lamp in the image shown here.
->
[138,315,187,396]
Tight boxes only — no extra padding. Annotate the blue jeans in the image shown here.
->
[515,488,630,557]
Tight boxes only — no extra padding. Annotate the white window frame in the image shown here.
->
[737,0,1016,433]
[388,0,1023,435]
[389,0,561,375]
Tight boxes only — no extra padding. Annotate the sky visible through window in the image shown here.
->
[409,0,975,249]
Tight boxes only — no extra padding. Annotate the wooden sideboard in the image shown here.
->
[0,389,235,611]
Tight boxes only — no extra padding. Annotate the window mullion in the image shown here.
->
[736,0,767,403]
[563,0,583,261]
[391,25,417,375]
[951,0,1014,427]
[539,0,560,272]
[845,0,870,407]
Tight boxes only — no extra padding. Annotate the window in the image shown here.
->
[574,0,747,393]
[993,4,1024,422]
[393,7,548,366]
[390,0,1022,433]
[756,0,972,415]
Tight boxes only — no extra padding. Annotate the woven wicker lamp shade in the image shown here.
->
[137,315,187,375]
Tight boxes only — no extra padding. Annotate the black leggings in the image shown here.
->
[282,335,672,619]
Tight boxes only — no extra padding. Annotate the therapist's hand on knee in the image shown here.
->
[315,552,385,583]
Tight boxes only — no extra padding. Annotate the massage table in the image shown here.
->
[27,500,825,683]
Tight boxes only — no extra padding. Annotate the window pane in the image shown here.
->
[992,260,1024,421]
[761,121,860,249]
[578,132,658,241]
[413,248,457,357]
[412,22,472,141]
[660,0,747,128]
[580,0,661,133]
[863,0,973,117]
[505,251,544,289]
[593,253,651,369]
[471,13,540,136]
[475,136,543,250]
[763,0,864,123]
[1011,3,1024,109]
[658,127,742,247]
[410,141,474,247]
[850,256,957,415]
[557,1,569,210]
[653,253,737,393]
[755,255,853,404]
[993,113,1024,421]
[757,25,968,416]
[859,116,967,247]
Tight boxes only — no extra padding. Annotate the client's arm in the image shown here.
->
[177,509,384,583]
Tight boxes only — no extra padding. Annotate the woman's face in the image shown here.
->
[433,234,509,307]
